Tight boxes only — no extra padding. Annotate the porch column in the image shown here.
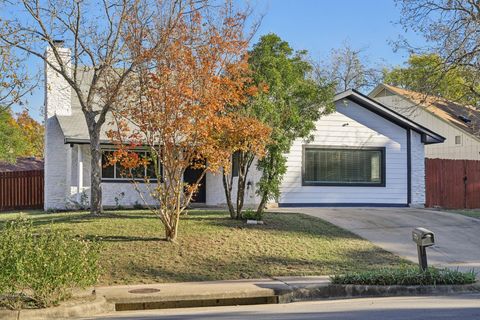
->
[66,145,72,200]
[77,145,84,203]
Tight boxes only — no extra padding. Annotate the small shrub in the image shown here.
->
[331,266,477,286]
[243,209,263,221]
[133,201,144,210]
[0,218,99,309]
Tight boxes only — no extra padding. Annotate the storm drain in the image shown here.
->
[128,288,161,294]
[115,295,279,311]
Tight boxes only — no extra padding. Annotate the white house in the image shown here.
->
[370,84,480,160]
[44,47,445,210]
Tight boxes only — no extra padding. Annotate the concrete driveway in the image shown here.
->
[274,207,480,271]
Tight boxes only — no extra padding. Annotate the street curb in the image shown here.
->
[2,281,478,318]
[0,293,114,320]
[280,282,480,302]
[114,296,278,311]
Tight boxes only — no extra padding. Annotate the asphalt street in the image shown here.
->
[84,294,480,320]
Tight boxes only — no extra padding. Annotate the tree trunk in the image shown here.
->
[222,168,236,219]
[165,225,177,242]
[257,193,268,215]
[256,154,275,215]
[164,211,179,242]
[89,130,103,215]
[235,153,250,219]
[236,174,246,219]
[222,152,255,220]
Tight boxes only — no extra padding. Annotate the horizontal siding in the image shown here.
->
[279,99,409,205]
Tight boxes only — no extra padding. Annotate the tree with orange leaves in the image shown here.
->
[16,110,44,158]
[109,0,268,241]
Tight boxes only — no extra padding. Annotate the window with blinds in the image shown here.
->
[303,147,385,186]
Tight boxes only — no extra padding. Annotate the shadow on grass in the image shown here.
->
[185,211,360,240]
[0,213,93,228]
[0,211,160,228]
[113,246,402,284]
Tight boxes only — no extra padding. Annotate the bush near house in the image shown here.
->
[0,218,99,309]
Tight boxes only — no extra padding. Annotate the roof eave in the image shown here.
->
[335,89,446,144]
[64,137,114,145]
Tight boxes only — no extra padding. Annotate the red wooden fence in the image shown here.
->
[0,170,44,211]
[426,159,480,209]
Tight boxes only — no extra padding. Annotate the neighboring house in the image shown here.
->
[370,84,480,160]
[44,47,445,210]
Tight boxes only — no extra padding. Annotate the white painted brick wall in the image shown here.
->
[206,158,263,207]
[411,130,426,206]
[44,118,72,210]
[70,145,159,208]
[44,47,72,210]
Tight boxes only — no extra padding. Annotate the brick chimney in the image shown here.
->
[44,41,72,120]
[44,42,72,210]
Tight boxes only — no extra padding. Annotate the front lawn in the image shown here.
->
[446,209,480,219]
[0,210,406,285]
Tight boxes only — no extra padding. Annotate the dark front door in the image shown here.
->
[183,167,206,203]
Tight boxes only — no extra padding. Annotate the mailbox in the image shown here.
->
[412,228,435,247]
[412,227,435,271]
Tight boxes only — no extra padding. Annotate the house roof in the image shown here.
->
[56,111,120,144]
[0,157,44,172]
[57,87,445,145]
[57,68,139,144]
[335,89,445,144]
[370,84,480,140]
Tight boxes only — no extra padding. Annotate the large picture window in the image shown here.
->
[101,150,159,182]
[302,147,385,186]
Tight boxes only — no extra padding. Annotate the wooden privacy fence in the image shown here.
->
[426,159,480,209]
[0,170,44,211]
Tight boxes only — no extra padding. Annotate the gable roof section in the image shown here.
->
[56,112,117,144]
[335,89,445,144]
[370,84,480,140]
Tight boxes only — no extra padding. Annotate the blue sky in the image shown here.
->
[251,0,421,64]
[16,0,423,121]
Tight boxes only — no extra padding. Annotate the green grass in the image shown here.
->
[446,210,480,219]
[331,266,477,286]
[0,210,407,285]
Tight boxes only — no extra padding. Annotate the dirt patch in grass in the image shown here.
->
[0,210,407,285]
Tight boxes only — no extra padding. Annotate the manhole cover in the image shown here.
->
[128,288,161,294]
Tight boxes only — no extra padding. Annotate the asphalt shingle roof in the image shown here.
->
[56,111,119,144]
[380,84,480,140]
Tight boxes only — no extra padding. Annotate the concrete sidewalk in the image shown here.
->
[95,277,330,311]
